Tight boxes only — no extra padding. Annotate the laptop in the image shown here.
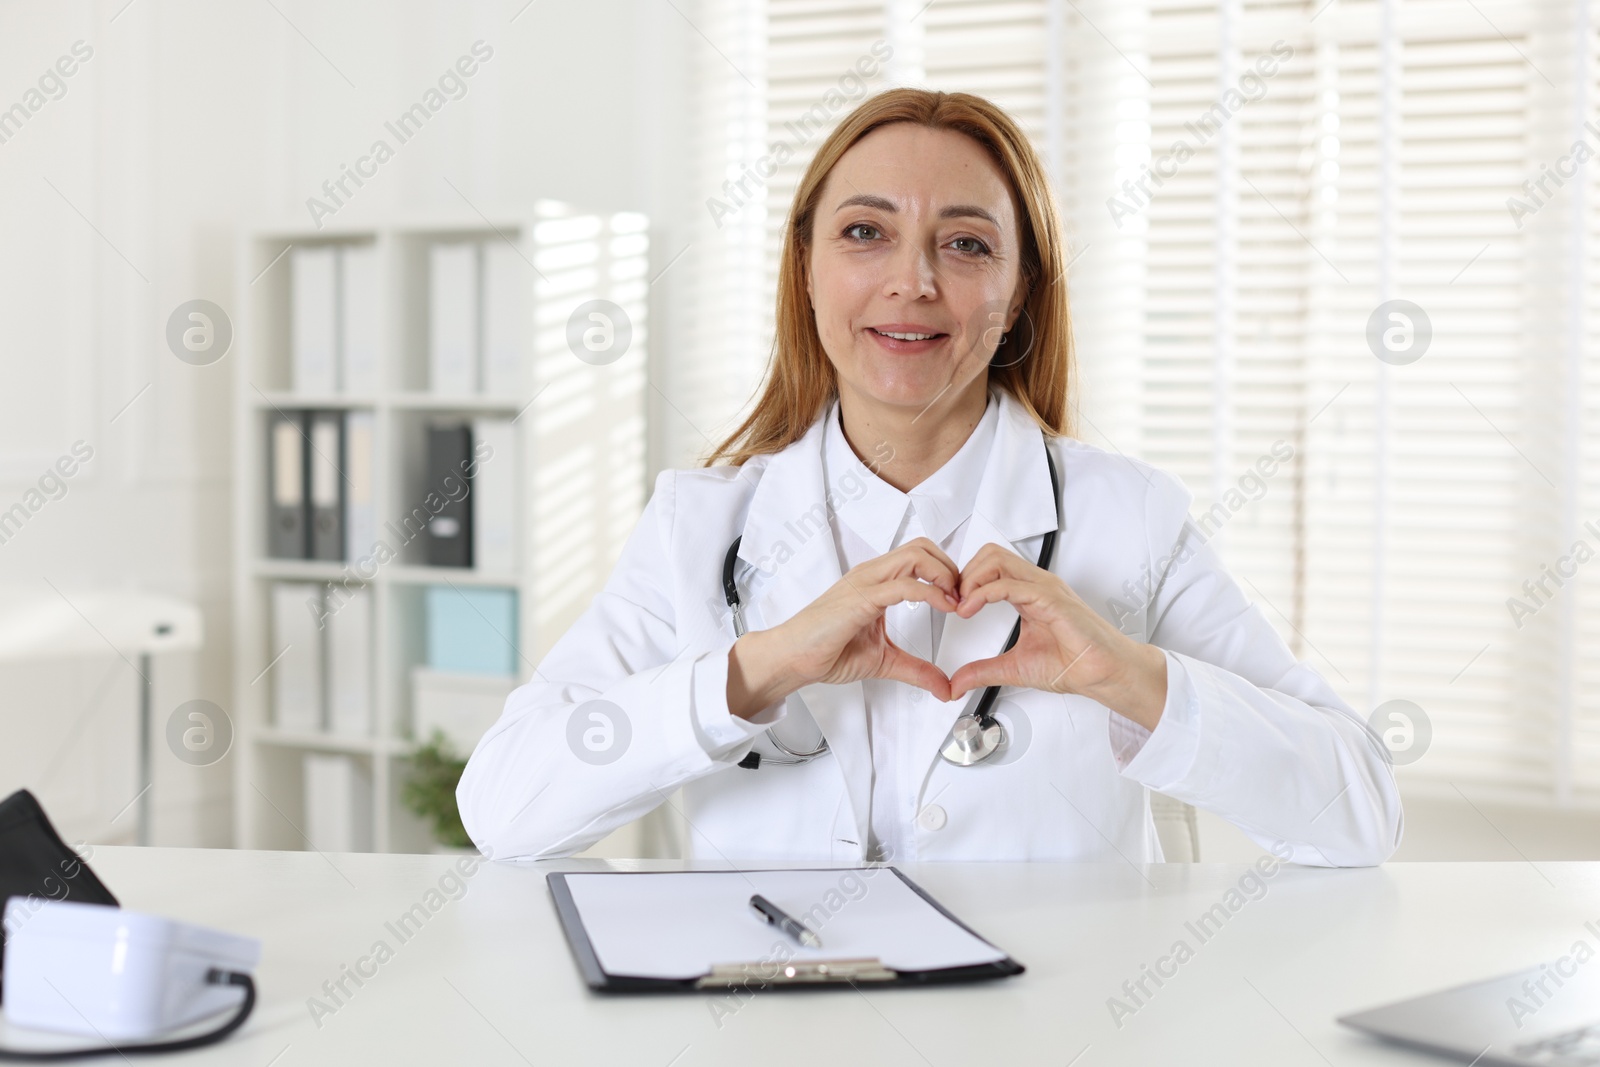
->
[1339,959,1600,1065]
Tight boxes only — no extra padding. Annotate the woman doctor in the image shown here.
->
[457,88,1403,867]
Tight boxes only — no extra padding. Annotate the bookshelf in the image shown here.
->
[231,205,648,853]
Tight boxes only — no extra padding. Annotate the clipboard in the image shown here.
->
[547,866,1025,992]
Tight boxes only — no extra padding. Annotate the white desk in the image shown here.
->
[4,848,1593,1065]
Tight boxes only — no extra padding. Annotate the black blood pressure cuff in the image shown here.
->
[0,788,118,1003]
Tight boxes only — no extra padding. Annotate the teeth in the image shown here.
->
[876,329,938,341]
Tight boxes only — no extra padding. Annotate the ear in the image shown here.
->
[1006,280,1027,332]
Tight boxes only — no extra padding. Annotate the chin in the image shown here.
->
[853,362,968,407]
[853,375,948,410]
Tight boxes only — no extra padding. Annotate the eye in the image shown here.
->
[843,222,882,242]
[950,236,991,256]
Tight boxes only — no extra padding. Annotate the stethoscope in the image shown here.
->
[724,447,1058,769]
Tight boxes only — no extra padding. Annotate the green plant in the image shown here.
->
[402,730,471,849]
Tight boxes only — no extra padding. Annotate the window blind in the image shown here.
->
[679,0,1598,806]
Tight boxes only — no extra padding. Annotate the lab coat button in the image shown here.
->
[917,804,947,831]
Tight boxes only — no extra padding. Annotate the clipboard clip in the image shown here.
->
[696,957,897,988]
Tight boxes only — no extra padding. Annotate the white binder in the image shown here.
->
[290,247,337,395]
[326,586,372,737]
[429,242,479,394]
[270,582,322,732]
[481,241,527,396]
[303,753,372,852]
[339,244,380,395]
[344,410,376,566]
[470,416,516,573]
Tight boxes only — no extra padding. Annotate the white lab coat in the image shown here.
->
[457,388,1403,867]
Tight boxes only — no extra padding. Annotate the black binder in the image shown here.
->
[548,867,1025,993]
[425,424,473,568]
[267,410,309,559]
[308,410,345,561]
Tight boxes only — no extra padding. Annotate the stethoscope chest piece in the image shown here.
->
[940,713,1006,766]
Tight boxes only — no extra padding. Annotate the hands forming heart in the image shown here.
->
[749,536,1168,732]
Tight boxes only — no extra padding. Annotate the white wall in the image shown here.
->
[0,0,693,847]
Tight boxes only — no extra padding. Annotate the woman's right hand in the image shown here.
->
[727,537,961,719]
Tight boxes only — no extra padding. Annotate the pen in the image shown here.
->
[749,894,822,949]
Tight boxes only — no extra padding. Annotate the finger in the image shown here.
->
[905,536,961,578]
[954,577,1046,618]
[877,542,961,598]
[879,643,953,702]
[957,545,1030,599]
[871,536,959,580]
[907,555,961,599]
[872,576,961,613]
[948,652,1023,702]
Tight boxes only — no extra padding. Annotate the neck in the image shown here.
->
[837,375,991,492]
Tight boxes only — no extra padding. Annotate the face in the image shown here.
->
[804,122,1027,416]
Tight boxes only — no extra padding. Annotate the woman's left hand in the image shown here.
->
[945,543,1170,731]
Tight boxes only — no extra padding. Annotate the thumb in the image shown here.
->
[879,642,952,702]
[948,653,1020,703]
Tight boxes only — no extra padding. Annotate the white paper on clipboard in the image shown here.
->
[559,868,1007,980]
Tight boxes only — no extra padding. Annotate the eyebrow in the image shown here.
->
[832,193,1001,228]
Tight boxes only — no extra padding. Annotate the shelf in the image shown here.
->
[388,393,530,413]
[247,392,527,412]
[253,561,523,587]
[253,728,413,756]
[254,559,362,582]
[250,391,378,410]
[387,565,522,587]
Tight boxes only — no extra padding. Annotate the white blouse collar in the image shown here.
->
[822,385,1002,556]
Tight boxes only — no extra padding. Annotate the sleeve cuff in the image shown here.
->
[690,639,787,756]
[1111,647,1203,790]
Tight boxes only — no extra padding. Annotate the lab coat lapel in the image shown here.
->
[914,392,1061,777]
[735,413,875,850]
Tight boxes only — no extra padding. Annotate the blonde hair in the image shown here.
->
[703,87,1076,468]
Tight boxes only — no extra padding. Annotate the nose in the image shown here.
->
[879,237,938,301]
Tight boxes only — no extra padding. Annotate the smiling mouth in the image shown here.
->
[868,327,948,343]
